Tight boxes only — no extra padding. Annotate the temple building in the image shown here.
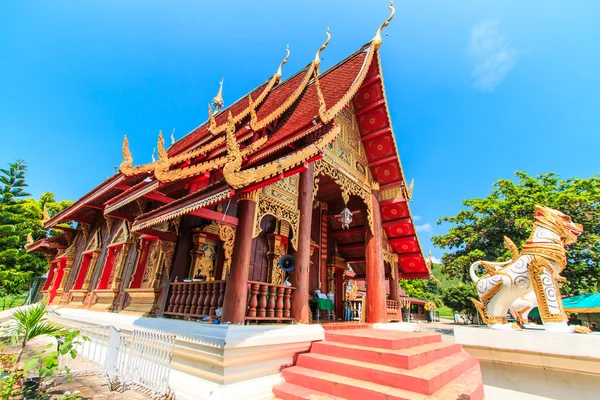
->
[26,5,430,327]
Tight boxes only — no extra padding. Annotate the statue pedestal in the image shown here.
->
[455,326,600,399]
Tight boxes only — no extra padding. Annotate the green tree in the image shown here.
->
[433,171,600,295]
[441,283,479,322]
[0,161,73,297]
[399,275,443,305]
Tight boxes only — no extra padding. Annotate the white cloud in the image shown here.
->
[413,215,421,221]
[429,255,442,264]
[415,223,432,233]
[469,19,520,92]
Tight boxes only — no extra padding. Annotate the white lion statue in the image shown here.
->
[469,205,589,333]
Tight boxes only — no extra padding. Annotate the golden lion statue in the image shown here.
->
[470,205,589,333]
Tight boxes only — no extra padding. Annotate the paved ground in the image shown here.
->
[51,375,149,399]
[416,318,457,342]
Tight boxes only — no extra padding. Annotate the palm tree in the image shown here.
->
[0,300,66,368]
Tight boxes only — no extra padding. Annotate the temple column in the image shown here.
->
[290,163,314,323]
[320,203,328,293]
[221,191,257,324]
[365,188,387,323]
[390,262,402,322]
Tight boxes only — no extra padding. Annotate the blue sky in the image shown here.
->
[1,1,599,262]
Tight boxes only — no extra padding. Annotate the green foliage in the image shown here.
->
[58,390,82,400]
[433,171,600,295]
[399,274,443,306]
[441,283,479,322]
[0,160,73,295]
[0,301,67,366]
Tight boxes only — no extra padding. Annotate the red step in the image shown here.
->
[281,364,484,400]
[273,382,345,400]
[296,351,477,395]
[324,329,441,350]
[311,340,462,370]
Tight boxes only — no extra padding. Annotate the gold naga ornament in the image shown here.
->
[222,111,341,189]
[469,205,590,334]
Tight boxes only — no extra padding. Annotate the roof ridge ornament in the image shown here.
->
[170,128,175,145]
[120,135,133,173]
[373,0,395,50]
[248,95,257,127]
[212,78,225,111]
[276,44,290,78]
[314,27,330,68]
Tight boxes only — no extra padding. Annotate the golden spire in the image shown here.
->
[373,0,395,50]
[276,44,290,78]
[314,27,331,68]
[170,128,175,145]
[212,78,224,111]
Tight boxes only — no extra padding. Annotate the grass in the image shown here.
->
[0,295,27,311]
[437,305,454,318]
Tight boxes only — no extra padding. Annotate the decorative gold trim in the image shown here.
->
[528,256,567,323]
[253,191,300,251]
[120,135,157,176]
[132,188,233,232]
[373,1,396,50]
[104,181,160,215]
[276,44,290,78]
[314,158,374,232]
[219,224,236,279]
[154,125,266,183]
[504,236,520,262]
[209,73,279,135]
[224,114,341,189]
[314,27,330,69]
[315,44,374,125]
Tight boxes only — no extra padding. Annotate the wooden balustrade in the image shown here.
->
[246,281,295,322]
[164,281,226,319]
[344,300,363,321]
[386,299,401,322]
[164,280,295,323]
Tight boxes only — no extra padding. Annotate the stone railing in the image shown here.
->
[163,280,295,322]
[164,281,226,318]
[386,299,401,322]
[246,281,295,322]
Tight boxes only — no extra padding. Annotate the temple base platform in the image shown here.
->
[46,307,323,399]
[455,325,600,400]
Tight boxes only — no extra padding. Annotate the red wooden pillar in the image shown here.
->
[290,162,314,323]
[320,203,328,293]
[390,262,402,321]
[221,192,257,324]
[365,188,387,323]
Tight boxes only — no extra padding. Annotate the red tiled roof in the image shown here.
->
[169,80,271,156]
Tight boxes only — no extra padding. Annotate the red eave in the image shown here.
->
[44,174,128,229]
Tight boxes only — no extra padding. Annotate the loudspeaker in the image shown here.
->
[278,254,296,272]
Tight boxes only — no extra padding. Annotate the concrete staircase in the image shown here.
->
[273,328,484,400]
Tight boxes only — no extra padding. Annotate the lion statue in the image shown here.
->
[469,205,589,333]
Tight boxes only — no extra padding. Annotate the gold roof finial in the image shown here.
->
[42,205,51,223]
[157,130,167,162]
[373,0,395,50]
[276,45,290,78]
[170,128,175,145]
[314,27,331,68]
[27,232,34,244]
[212,78,224,111]
[120,135,133,172]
